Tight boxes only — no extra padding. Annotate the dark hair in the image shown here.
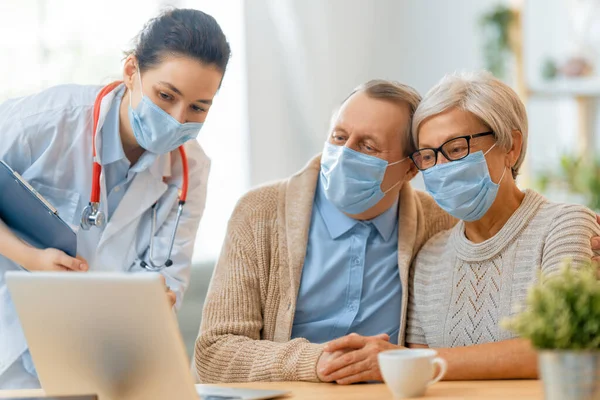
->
[128,8,231,74]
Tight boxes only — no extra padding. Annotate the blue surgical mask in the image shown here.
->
[422,144,506,221]
[320,142,406,215]
[128,67,203,154]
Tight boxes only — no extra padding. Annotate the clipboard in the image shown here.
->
[0,160,77,257]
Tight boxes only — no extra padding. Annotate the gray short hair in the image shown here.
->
[412,71,528,178]
[334,80,422,156]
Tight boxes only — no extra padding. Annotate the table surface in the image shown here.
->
[0,380,543,399]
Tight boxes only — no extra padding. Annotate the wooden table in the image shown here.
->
[0,380,543,399]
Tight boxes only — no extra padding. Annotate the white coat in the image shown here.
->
[0,83,210,382]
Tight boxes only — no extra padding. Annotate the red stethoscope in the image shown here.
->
[80,81,189,270]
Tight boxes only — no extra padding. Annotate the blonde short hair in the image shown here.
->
[412,71,528,178]
[334,80,422,156]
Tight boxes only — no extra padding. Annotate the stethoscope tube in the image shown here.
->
[81,82,190,271]
[139,145,189,271]
[139,201,184,271]
[81,81,122,230]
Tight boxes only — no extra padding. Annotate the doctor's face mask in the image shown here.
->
[125,54,224,153]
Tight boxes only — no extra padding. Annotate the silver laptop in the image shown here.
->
[6,272,289,400]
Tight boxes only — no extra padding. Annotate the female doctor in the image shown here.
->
[0,8,230,388]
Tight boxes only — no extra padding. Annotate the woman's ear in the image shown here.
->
[508,130,523,168]
[122,55,138,92]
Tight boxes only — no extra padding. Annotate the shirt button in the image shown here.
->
[114,186,120,192]
[353,258,361,265]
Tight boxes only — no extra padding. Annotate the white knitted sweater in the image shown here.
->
[407,190,599,347]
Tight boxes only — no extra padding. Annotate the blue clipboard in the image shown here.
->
[0,161,77,257]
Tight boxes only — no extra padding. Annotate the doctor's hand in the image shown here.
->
[158,275,177,308]
[24,248,88,272]
[318,333,400,385]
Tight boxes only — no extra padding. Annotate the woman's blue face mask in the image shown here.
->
[128,66,204,154]
[422,143,507,221]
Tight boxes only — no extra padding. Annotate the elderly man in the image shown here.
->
[195,79,600,384]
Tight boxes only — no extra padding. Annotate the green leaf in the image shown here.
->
[534,153,600,211]
[503,262,600,349]
[479,4,515,79]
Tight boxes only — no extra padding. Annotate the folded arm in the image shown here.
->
[194,198,324,383]
[408,339,537,380]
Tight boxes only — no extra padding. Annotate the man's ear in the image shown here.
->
[405,161,419,181]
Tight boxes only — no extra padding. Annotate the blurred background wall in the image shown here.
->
[245,0,499,188]
[2,0,600,357]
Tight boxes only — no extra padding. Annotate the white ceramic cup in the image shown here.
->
[378,349,447,399]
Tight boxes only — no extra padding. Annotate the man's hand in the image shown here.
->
[318,333,400,385]
[317,349,351,382]
[24,248,88,272]
[158,275,177,308]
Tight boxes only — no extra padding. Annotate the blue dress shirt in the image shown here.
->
[291,176,402,344]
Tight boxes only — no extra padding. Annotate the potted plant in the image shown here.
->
[536,154,600,212]
[503,262,600,400]
[479,5,516,80]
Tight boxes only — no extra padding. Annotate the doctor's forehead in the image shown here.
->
[141,55,223,100]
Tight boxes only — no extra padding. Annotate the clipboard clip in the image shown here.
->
[11,171,59,215]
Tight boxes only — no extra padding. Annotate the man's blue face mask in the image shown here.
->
[320,142,407,215]
[422,143,507,221]
[128,66,204,154]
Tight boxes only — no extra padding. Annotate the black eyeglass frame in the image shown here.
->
[409,131,495,171]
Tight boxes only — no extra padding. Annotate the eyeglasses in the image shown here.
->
[410,131,495,171]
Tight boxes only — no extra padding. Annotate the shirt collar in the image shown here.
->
[316,176,358,239]
[316,175,399,241]
[370,197,398,241]
[144,152,166,180]
[100,85,127,166]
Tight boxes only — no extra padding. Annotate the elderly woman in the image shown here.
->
[405,71,600,380]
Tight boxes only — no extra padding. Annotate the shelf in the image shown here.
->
[528,77,600,97]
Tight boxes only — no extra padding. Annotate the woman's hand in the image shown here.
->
[23,248,88,272]
[0,217,87,272]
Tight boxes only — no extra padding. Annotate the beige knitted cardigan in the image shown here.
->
[194,156,455,383]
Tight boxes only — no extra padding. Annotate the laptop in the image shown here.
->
[6,272,289,400]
